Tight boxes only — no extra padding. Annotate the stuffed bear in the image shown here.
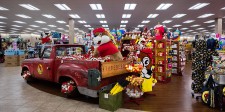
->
[93,28,123,61]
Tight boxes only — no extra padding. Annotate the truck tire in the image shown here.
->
[61,80,80,98]
[21,70,34,83]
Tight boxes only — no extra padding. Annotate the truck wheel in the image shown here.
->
[61,80,80,98]
[22,70,33,83]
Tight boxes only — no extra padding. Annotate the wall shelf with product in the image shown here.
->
[152,39,172,83]
[171,41,186,76]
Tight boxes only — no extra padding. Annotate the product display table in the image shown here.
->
[214,74,225,111]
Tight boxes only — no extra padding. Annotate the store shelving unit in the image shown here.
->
[171,41,186,75]
[153,39,172,83]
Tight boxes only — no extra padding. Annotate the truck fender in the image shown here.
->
[21,65,31,75]
[57,64,88,87]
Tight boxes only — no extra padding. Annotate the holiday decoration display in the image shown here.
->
[61,80,75,94]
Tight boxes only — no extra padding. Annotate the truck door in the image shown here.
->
[34,47,54,81]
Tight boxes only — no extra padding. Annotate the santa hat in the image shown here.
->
[93,27,106,36]
[140,48,153,59]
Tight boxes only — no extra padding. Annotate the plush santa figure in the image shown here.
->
[93,28,123,61]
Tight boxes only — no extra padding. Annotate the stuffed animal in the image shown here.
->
[93,28,123,61]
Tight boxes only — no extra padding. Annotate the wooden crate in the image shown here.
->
[5,55,18,62]
[5,62,18,67]
[101,60,130,78]
[17,55,26,65]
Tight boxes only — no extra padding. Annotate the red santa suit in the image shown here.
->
[154,25,165,41]
[97,41,119,57]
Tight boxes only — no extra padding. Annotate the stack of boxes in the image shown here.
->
[4,49,26,67]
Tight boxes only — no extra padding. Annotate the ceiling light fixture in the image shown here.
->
[84,25,91,27]
[156,3,173,10]
[141,20,150,24]
[54,4,71,10]
[183,20,195,23]
[26,28,34,30]
[102,25,108,27]
[16,14,31,18]
[122,14,131,18]
[30,25,39,27]
[13,21,26,24]
[190,24,200,27]
[196,28,205,30]
[208,25,215,27]
[221,7,225,10]
[204,20,215,23]
[89,4,102,10]
[100,20,107,23]
[42,14,56,18]
[0,22,6,24]
[124,3,137,10]
[35,21,46,24]
[42,28,49,30]
[137,25,144,27]
[121,20,128,23]
[147,14,159,18]
[120,25,126,27]
[88,28,94,30]
[11,25,22,27]
[172,14,186,18]
[57,28,64,30]
[69,14,80,18]
[19,4,40,10]
[0,28,5,30]
[10,28,20,30]
[78,21,86,24]
[198,13,214,18]
[187,30,194,32]
[96,14,105,18]
[188,3,209,10]
[57,20,66,24]
[173,24,182,27]
[162,20,172,23]
[48,25,57,27]
[180,28,189,30]
[0,6,9,10]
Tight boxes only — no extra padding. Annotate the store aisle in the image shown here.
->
[0,63,219,112]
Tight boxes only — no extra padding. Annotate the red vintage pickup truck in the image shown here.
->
[21,44,130,97]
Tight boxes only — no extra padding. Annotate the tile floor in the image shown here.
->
[0,64,145,112]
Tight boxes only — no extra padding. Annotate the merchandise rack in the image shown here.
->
[152,39,172,83]
[171,41,186,75]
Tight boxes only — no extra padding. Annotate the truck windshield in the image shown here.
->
[56,46,84,56]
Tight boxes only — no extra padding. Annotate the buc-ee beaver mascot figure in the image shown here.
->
[93,27,123,61]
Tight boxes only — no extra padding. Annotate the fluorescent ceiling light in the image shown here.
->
[89,28,94,30]
[172,14,186,18]
[190,24,200,27]
[57,28,64,30]
[0,30,5,32]
[189,3,209,10]
[0,22,6,24]
[121,20,128,23]
[162,20,172,23]
[173,24,182,27]
[187,30,193,32]
[74,28,79,30]
[16,14,31,18]
[48,25,56,27]
[196,28,204,30]
[147,14,159,18]
[66,25,69,27]
[100,20,107,23]
[54,4,71,10]
[102,25,108,27]
[26,28,34,30]
[69,14,80,18]
[89,4,102,10]
[96,14,105,18]
[35,21,46,24]
[10,28,20,30]
[180,28,189,30]
[120,25,126,27]
[0,26,5,28]
[221,7,225,10]
[37,30,42,32]
[57,20,66,24]
[13,21,26,24]
[167,28,172,30]
[201,30,208,32]
[124,3,137,10]
[30,25,39,27]
[135,28,139,30]
[122,14,131,18]
[42,28,49,30]
[204,20,215,23]
[0,16,7,19]
[156,3,173,10]
[183,20,195,23]
[78,21,86,23]
[0,6,9,10]
[11,25,22,27]
[141,20,150,24]
[138,25,144,27]
[0,28,5,30]
[208,25,215,27]
[84,25,91,27]
[42,14,56,18]
[19,4,40,10]
[198,14,214,18]
[192,32,198,33]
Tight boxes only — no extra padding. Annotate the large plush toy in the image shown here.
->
[93,28,123,61]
